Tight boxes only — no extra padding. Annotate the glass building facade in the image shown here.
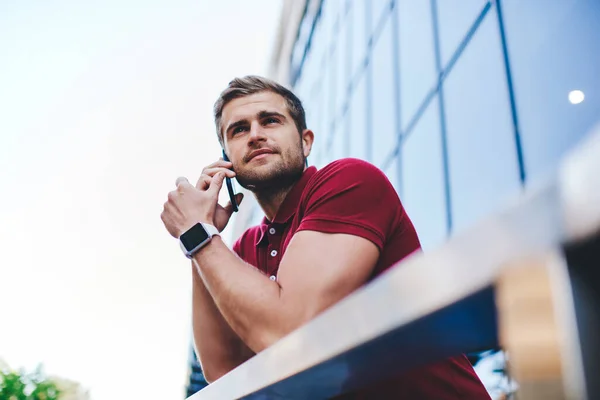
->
[288,0,600,251]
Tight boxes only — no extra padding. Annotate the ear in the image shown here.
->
[301,129,314,158]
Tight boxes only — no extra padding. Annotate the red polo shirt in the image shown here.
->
[233,158,490,399]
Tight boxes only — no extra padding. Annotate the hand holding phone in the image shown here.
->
[222,150,239,212]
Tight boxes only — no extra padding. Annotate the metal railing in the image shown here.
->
[188,125,600,400]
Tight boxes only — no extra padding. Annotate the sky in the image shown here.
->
[0,0,282,398]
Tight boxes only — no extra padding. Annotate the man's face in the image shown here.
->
[221,91,313,191]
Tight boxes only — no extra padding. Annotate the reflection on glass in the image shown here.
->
[568,90,585,105]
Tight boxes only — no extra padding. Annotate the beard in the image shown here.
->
[235,144,305,193]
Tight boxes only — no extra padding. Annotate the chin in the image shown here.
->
[237,160,304,190]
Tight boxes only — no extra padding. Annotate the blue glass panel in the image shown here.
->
[348,71,368,161]
[320,0,338,48]
[350,0,368,79]
[369,15,396,168]
[397,0,437,129]
[401,98,447,250]
[384,154,399,194]
[435,0,488,67]
[332,116,348,162]
[502,0,600,182]
[371,0,391,34]
[443,9,521,233]
[336,6,351,116]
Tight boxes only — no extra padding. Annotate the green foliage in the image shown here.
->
[0,364,61,400]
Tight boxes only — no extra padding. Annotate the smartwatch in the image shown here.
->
[179,222,220,259]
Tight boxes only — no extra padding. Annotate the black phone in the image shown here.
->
[222,149,239,212]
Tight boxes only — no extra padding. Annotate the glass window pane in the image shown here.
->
[336,8,351,116]
[402,98,447,250]
[371,0,391,33]
[332,116,347,161]
[397,0,437,129]
[383,154,400,194]
[435,0,487,67]
[502,0,600,183]
[370,16,396,167]
[294,73,307,105]
[348,71,368,160]
[350,0,368,78]
[309,15,326,74]
[320,0,338,48]
[443,10,521,233]
[308,88,324,168]
[304,89,319,135]
[329,44,339,119]
[317,96,330,168]
[299,38,318,100]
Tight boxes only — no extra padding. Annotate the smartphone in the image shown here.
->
[222,149,239,212]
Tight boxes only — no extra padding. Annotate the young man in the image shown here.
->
[160,76,490,399]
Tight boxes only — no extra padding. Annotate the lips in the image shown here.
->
[247,148,275,162]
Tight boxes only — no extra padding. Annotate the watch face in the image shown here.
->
[180,223,210,251]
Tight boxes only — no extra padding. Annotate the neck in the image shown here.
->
[253,184,295,222]
[252,165,307,222]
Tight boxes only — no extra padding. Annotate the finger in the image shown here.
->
[175,176,189,186]
[200,166,235,179]
[175,177,195,193]
[207,171,226,198]
[212,158,233,167]
[195,174,212,191]
[223,192,244,214]
[202,160,233,174]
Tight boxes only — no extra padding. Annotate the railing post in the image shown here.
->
[496,251,587,400]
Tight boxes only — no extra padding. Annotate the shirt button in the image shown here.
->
[270,249,278,257]
[269,227,276,235]
[269,275,276,281]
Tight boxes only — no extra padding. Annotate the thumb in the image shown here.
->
[235,192,244,205]
[223,193,244,214]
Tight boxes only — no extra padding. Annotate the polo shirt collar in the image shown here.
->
[255,166,317,245]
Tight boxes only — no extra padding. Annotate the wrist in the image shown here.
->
[179,222,220,259]
[192,234,223,260]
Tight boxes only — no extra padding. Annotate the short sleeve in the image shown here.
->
[297,159,402,251]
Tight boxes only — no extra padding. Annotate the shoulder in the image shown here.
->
[306,158,397,197]
[316,157,386,178]
[297,158,403,250]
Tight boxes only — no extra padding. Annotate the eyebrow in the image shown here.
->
[225,110,288,136]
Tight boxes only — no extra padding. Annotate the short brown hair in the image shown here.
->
[213,75,307,145]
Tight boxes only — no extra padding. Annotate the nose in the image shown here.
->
[248,121,267,146]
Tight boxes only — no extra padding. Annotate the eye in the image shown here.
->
[233,126,248,135]
[265,117,280,125]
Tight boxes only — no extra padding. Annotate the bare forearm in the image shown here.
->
[193,237,295,353]
[191,262,254,382]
